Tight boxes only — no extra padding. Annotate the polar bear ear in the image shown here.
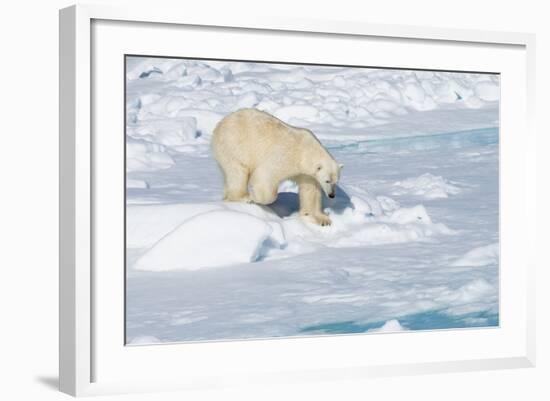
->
[339,163,344,170]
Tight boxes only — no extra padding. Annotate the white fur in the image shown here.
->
[211,108,342,226]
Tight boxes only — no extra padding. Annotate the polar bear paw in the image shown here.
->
[315,213,332,227]
[302,212,332,226]
[224,194,253,203]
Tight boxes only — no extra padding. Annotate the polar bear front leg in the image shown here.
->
[249,167,279,205]
[296,175,332,226]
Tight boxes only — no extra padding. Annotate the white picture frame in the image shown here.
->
[59,3,536,397]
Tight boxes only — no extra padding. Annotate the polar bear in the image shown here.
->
[211,108,343,226]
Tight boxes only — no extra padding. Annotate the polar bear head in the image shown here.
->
[313,158,343,199]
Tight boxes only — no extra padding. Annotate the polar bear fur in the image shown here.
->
[211,108,342,226]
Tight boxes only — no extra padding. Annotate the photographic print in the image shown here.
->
[125,56,499,344]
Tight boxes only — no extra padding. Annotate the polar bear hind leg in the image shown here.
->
[296,175,332,226]
[220,162,251,202]
[249,167,279,205]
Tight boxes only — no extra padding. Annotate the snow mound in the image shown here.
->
[439,278,497,316]
[368,319,407,333]
[127,204,222,248]
[129,189,454,272]
[134,210,273,271]
[393,173,460,199]
[451,243,499,266]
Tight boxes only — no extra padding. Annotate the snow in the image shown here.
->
[368,319,407,333]
[125,56,500,343]
[475,81,500,102]
[126,179,148,189]
[126,335,161,345]
[126,137,174,173]
[393,173,461,199]
[451,243,500,267]
[125,57,499,172]
[274,105,320,122]
[127,204,221,248]
[129,195,454,272]
[134,210,273,271]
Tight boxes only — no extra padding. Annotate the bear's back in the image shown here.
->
[212,108,327,169]
[212,108,304,146]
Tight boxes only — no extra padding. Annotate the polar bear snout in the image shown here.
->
[320,181,337,199]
